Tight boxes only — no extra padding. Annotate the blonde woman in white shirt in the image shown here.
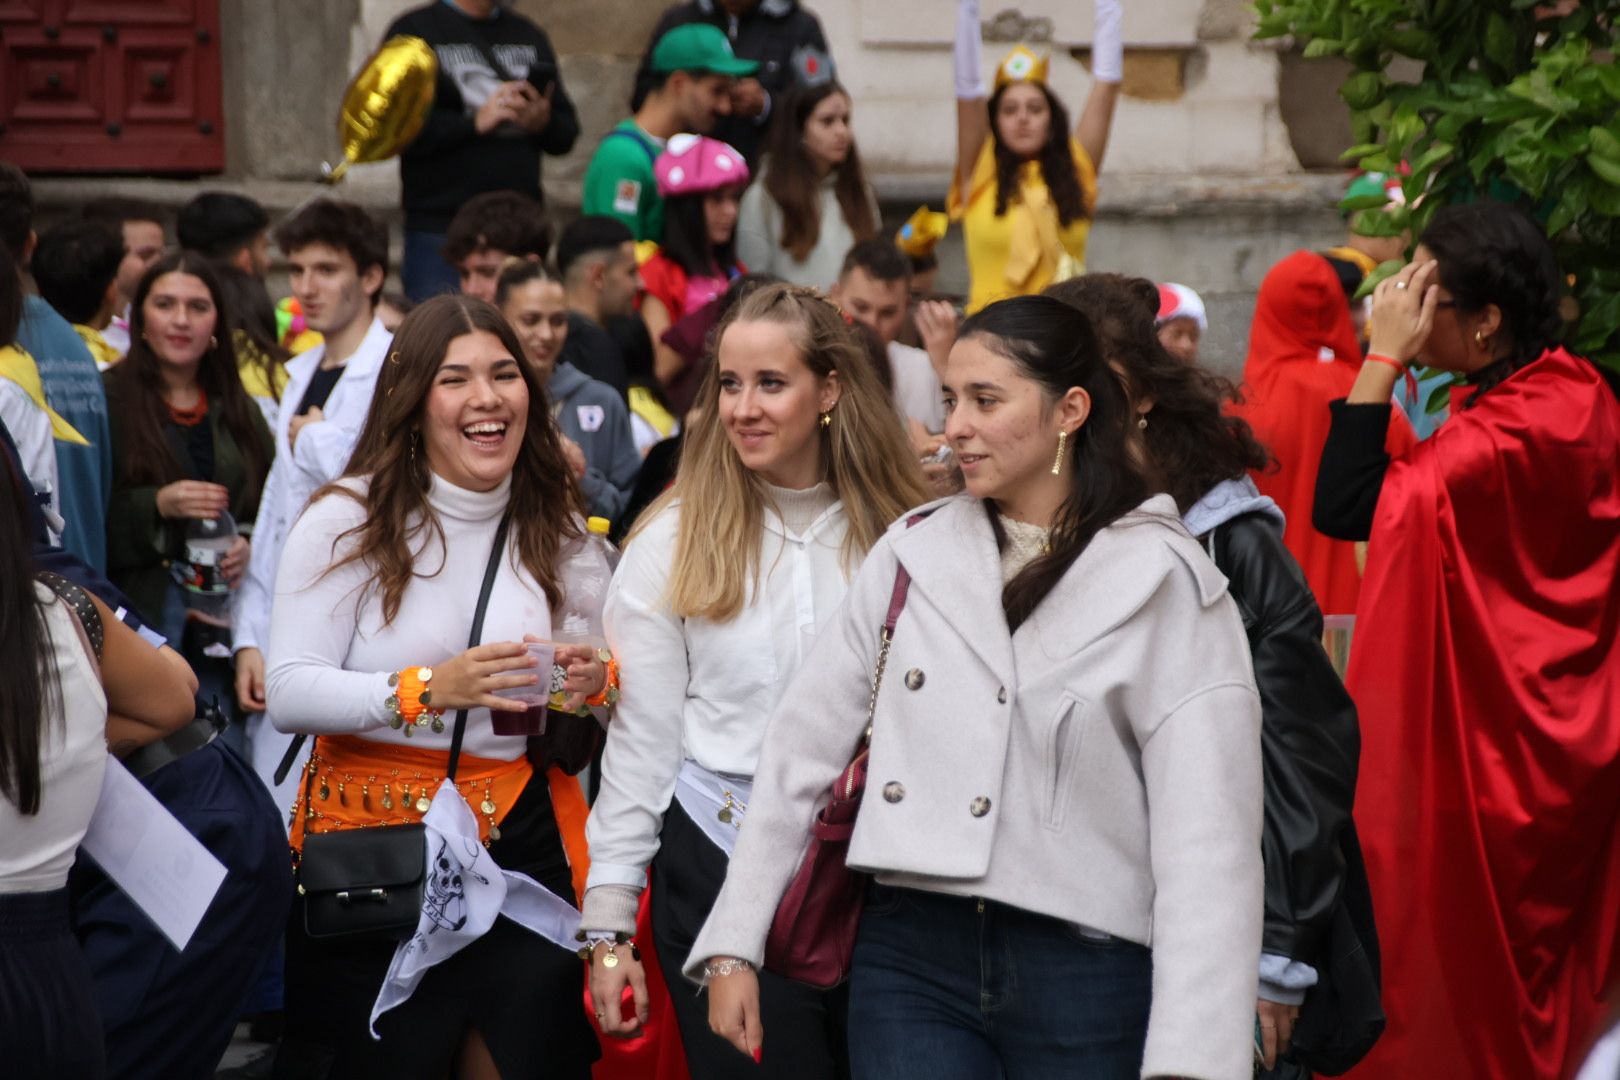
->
[583,283,930,1077]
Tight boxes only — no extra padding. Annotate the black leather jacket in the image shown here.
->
[1201,511,1360,964]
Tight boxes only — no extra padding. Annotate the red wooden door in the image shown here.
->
[0,0,224,173]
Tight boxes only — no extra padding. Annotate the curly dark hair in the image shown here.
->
[1044,274,1271,515]
[988,82,1090,228]
[1415,202,1567,407]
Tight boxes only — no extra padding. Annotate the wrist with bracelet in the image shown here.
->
[386,665,445,737]
[575,928,639,967]
[702,956,757,980]
[1364,352,1408,375]
[547,648,620,715]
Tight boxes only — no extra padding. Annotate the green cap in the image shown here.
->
[650,24,760,77]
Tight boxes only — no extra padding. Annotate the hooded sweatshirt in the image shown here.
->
[549,362,640,523]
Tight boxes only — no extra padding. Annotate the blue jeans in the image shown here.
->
[848,885,1151,1080]
[402,229,460,302]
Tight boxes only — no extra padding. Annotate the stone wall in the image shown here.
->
[32,0,1362,377]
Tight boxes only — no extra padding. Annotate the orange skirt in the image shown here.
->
[288,734,532,855]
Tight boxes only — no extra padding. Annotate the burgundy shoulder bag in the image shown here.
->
[764,522,923,988]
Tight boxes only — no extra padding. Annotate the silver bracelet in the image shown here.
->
[702,957,757,979]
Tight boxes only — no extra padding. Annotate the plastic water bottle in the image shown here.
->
[176,512,236,643]
[587,516,620,573]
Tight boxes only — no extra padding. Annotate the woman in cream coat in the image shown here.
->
[694,295,1265,1080]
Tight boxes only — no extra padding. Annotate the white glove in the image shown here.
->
[955,0,985,99]
[1092,0,1123,84]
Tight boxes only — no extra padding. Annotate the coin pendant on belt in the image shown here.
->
[430,716,445,734]
[481,797,497,816]
[415,795,431,813]
[382,790,394,811]
[602,951,619,969]
[318,782,330,801]
[718,807,733,824]
[402,724,413,738]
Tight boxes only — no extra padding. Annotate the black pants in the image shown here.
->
[651,799,850,1079]
[273,769,599,1080]
[0,888,104,1080]
[71,740,291,1080]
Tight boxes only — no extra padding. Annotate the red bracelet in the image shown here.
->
[1364,352,1406,374]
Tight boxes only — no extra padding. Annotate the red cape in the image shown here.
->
[1233,251,1414,616]
[1346,348,1620,1080]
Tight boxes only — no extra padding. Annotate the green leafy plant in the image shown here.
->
[1254,0,1620,370]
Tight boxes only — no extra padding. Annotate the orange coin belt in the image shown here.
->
[287,733,532,855]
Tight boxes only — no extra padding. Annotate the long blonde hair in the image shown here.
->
[632,283,931,621]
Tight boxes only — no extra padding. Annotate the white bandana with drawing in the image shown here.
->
[368,781,580,1037]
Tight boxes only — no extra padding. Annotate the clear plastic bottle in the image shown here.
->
[587,516,620,573]
[553,518,617,648]
[176,511,236,632]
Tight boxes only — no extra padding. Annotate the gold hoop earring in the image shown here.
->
[1051,429,1067,476]
[819,411,832,429]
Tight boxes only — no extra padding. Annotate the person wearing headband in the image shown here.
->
[950,0,1123,314]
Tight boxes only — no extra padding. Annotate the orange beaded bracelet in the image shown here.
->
[386,665,445,736]
[585,653,620,708]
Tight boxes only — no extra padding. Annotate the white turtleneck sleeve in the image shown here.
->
[265,474,556,763]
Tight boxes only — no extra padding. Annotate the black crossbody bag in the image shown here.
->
[293,511,512,941]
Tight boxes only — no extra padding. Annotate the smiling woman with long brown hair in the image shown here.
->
[264,294,611,1078]
[102,252,272,647]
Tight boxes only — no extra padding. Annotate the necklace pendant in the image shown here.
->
[488,823,502,842]
[481,797,497,816]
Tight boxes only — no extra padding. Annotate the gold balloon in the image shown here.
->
[327,36,437,183]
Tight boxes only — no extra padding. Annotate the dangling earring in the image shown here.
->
[409,430,419,467]
[1137,414,1149,430]
[1051,429,1067,476]
[819,410,832,429]
[1475,330,1485,348]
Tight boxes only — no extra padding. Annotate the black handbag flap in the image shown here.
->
[299,824,427,892]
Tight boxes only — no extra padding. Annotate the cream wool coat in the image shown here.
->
[687,493,1265,1080]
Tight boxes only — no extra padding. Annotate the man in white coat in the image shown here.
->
[233,198,392,814]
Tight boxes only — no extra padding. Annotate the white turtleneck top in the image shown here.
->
[266,473,572,763]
